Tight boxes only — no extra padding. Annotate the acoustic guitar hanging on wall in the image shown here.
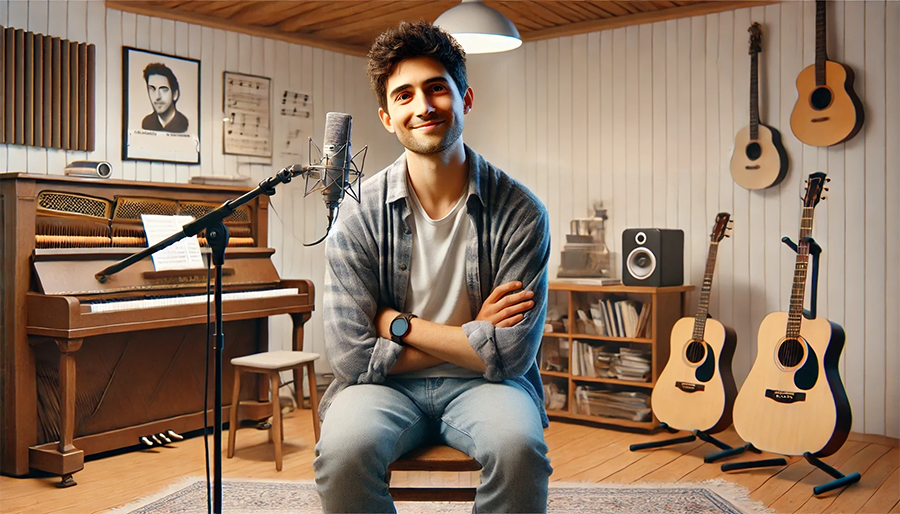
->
[790,0,864,147]
[731,22,788,191]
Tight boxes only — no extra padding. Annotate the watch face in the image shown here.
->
[391,317,410,337]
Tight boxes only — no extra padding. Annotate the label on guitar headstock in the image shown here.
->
[675,381,705,393]
[765,389,806,403]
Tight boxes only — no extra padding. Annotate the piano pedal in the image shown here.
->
[166,429,184,441]
[151,434,163,445]
[56,473,77,488]
[157,432,172,444]
[140,436,155,447]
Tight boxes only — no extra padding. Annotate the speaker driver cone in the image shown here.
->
[626,247,657,280]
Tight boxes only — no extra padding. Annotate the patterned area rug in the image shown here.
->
[106,478,774,514]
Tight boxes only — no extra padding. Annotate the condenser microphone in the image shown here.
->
[321,112,352,210]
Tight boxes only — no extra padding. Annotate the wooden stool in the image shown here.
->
[227,350,321,471]
[387,444,482,501]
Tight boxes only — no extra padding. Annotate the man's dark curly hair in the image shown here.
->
[143,63,180,97]
[367,20,467,112]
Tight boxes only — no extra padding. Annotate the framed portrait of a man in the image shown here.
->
[122,47,200,164]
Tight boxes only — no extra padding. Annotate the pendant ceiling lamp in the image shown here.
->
[434,0,522,54]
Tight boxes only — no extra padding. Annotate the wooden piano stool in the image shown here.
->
[387,444,482,501]
[227,350,321,471]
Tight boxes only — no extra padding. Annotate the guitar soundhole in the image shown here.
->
[685,341,705,364]
[810,87,832,111]
[745,142,762,161]
[778,339,805,368]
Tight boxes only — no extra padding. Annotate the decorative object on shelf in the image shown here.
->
[622,228,683,287]
[730,172,859,495]
[122,47,200,165]
[558,202,611,279]
[223,71,272,158]
[1,27,95,151]
[64,161,112,179]
[731,22,789,190]
[790,0,864,147]
[433,0,522,54]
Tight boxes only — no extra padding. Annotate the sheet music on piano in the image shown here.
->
[141,214,205,271]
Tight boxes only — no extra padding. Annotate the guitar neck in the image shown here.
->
[750,51,760,139]
[693,242,719,340]
[787,207,815,338]
[815,0,828,85]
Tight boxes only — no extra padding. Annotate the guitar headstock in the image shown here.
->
[803,172,829,208]
[711,212,733,243]
[749,22,762,55]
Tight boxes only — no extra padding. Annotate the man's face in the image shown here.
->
[378,57,473,155]
[146,74,177,115]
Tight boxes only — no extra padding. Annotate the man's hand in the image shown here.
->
[476,281,535,328]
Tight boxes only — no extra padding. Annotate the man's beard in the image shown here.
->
[397,116,463,155]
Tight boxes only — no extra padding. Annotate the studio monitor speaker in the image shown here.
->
[622,228,684,287]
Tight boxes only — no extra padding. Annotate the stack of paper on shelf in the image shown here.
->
[575,386,652,421]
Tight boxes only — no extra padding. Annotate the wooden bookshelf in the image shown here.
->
[540,282,693,431]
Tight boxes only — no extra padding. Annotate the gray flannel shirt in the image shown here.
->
[320,144,551,427]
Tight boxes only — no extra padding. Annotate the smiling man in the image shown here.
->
[141,62,188,133]
[313,21,553,514]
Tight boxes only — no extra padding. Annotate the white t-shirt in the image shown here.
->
[399,178,481,378]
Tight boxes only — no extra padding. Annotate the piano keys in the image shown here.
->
[0,173,315,485]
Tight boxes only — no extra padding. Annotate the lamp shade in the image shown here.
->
[434,0,522,54]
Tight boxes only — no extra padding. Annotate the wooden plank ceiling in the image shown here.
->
[106,1,775,56]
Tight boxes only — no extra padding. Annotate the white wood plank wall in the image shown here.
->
[0,0,404,389]
[1,1,896,438]
[465,0,899,438]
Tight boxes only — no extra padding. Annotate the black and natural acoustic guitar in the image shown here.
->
[651,212,737,434]
[731,23,788,191]
[790,0,865,147]
[733,172,851,457]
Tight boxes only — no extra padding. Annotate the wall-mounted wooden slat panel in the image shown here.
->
[68,40,79,151]
[86,44,95,152]
[1,28,95,151]
[14,29,25,145]
[50,36,60,148]
[42,35,52,148]
[78,42,88,151]
[33,34,43,147]
[24,31,34,146]
[60,39,70,149]
[1,28,6,144]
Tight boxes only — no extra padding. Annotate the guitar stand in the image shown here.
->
[721,236,860,495]
[629,424,752,463]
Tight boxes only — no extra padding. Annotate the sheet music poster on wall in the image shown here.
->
[223,71,272,158]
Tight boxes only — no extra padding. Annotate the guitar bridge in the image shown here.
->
[765,389,806,403]
[745,165,761,170]
[675,381,705,393]
[811,117,830,123]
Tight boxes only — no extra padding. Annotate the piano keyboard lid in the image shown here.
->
[32,247,282,296]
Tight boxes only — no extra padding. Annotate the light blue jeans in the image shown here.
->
[313,377,552,513]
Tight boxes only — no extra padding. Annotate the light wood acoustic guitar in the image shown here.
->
[731,23,788,191]
[790,0,864,147]
[651,212,737,434]
[733,172,852,457]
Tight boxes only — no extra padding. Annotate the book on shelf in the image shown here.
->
[554,277,622,286]
[575,386,651,421]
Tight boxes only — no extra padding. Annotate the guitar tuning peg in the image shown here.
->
[821,195,828,200]
[826,178,832,182]
[824,187,830,191]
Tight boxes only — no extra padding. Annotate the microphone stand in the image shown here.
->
[95,166,300,514]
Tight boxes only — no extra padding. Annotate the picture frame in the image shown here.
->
[223,71,273,158]
[122,47,200,164]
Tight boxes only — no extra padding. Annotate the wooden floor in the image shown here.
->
[1,407,897,514]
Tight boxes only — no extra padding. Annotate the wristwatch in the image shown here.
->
[390,312,417,345]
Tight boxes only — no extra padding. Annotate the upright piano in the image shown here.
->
[0,173,315,485]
